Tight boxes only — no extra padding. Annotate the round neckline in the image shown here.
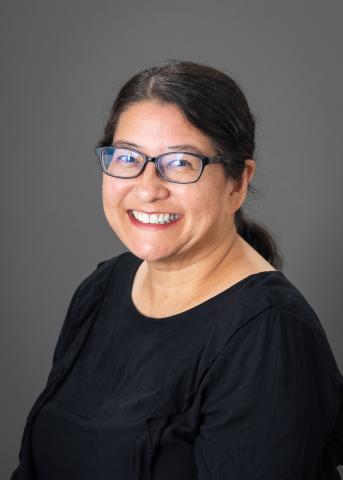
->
[127,256,285,324]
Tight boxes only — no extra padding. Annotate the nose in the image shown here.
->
[140,162,161,179]
[133,161,170,203]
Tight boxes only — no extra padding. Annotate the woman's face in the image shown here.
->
[102,100,250,264]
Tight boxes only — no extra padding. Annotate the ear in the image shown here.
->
[227,159,256,214]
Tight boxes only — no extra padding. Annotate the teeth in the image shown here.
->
[131,210,181,224]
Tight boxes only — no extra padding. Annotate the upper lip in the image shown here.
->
[129,209,181,215]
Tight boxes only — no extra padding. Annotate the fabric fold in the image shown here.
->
[132,416,170,480]
[11,257,119,480]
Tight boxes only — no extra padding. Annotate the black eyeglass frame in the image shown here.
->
[95,146,231,184]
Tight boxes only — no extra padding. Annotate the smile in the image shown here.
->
[130,209,182,225]
[127,210,182,231]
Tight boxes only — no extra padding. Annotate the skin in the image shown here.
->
[102,100,275,318]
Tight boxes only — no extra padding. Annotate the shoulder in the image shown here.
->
[255,270,325,332]
[204,271,340,378]
[95,250,139,276]
[63,249,141,317]
[85,250,135,294]
[204,304,341,402]
[218,269,328,337]
[70,250,141,316]
[51,251,133,366]
[253,272,341,374]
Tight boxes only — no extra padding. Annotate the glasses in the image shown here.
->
[95,146,231,184]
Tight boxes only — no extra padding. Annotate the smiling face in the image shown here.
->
[102,100,247,265]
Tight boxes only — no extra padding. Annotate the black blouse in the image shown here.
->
[11,251,343,479]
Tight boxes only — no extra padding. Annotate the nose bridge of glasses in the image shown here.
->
[139,156,163,180]
[144,155,158,164]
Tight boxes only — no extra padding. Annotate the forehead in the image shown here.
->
[113,100,215,153]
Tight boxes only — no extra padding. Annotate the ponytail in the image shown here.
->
[235,208,284,270]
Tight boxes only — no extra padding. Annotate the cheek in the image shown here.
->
[102,176,130,207]
[182,192,215,225]
[102,184,114,206]
[188,188,231,226]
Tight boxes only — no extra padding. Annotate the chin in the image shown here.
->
[126,243,176,263]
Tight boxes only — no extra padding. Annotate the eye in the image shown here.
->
[116,154,139,164]
[168,159,193,168]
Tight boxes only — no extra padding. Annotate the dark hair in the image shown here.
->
[97,60,284,270]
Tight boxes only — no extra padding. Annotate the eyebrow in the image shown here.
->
[112,140,206,155]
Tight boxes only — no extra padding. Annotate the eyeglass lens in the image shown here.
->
[101,147,202,183]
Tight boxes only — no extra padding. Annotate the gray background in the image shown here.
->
[2,0,342,477]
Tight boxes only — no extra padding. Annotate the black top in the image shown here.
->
[11,251,343,479]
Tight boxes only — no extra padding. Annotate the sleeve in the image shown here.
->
[50,276,87,367]
[193,306,342,479]
[10,258,117,480]
[50,259,109,367]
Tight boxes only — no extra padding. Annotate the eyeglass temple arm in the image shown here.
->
[206,155,231,165]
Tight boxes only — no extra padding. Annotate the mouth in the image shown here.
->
[128,209,182,226]
[127,208,182,216]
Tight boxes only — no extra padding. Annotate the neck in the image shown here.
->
[138,229,246,315]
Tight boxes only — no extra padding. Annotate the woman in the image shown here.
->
[11,60,343,479]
